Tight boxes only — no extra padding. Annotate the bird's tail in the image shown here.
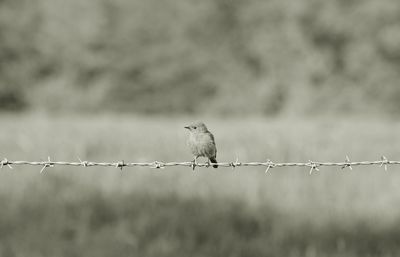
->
[209,157,218,168]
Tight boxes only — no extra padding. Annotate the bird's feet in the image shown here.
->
[191,159,198,171]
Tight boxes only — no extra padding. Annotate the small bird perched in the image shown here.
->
[184,121,218,169]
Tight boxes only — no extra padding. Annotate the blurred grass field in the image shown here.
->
[1,114,400,256]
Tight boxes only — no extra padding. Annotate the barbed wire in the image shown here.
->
[0,155,397,174]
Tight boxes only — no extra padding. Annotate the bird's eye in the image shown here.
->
[193,126,197,129]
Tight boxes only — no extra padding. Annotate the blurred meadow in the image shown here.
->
[1,115,400,256]
[2,0,400,256]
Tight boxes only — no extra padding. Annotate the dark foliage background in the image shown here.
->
[2,0,400,115]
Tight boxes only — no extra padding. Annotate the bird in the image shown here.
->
[184,121,218,169]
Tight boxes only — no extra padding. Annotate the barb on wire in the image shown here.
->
[308,160,319,174]
[381,155,389,171]
[342,155,352,170]
[265,159,275,174]
[1,156,400,174]
[230,156,240,170]
[1,158,13,169]
[115,160,125,170]
[151,161,165,169]
[40,156,54,173]
[77,157,89,167]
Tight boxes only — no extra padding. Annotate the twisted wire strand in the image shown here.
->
[0,156,397,173]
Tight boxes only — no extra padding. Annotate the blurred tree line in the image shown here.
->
[1,0,400,116]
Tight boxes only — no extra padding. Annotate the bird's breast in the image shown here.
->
[187,132,216,157]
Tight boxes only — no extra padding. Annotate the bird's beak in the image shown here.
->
[184,126,190,130]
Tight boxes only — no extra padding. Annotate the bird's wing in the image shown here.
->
[207,132,217,157]
[209,132,216,145]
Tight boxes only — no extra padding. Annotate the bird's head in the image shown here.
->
[184,121,208,133]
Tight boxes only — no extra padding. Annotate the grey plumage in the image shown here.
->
[184,121,218,168]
